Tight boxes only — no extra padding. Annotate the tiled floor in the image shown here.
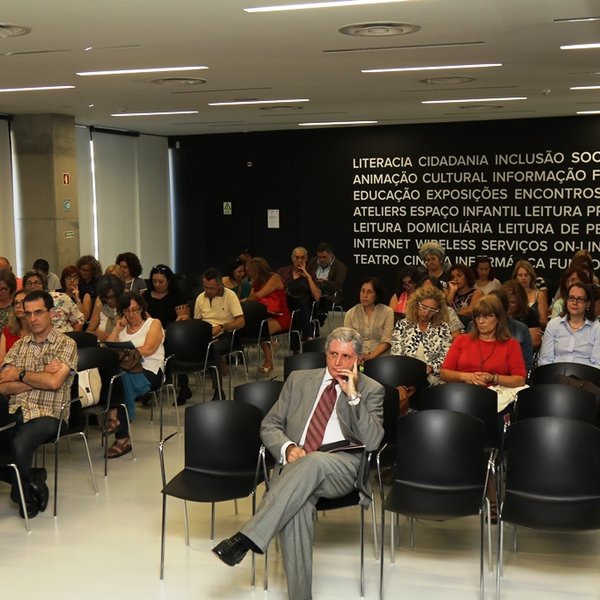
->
[1,347,599,600]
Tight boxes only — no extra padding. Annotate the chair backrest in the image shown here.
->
[302,337,327,353]
[283,351,326,380]
[64,331,98,348]
[515,384,599,425]
[530,362,600,386]
[233,380,284,416]
[363,355,428,390]
[503,417,600,530]
[396,410,486,487]
[381,384,401,447]
[165,319,213,362]
[237,301,268,339]
[184,401,263,474]
[77,346,124,408]
[421,383,499,449]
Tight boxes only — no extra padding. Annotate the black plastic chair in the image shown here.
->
[164,319,221,401]
[421,383,500,450]
[64,331,98,348]
[497,417,600,597]
[233,380,283,417]
[302,337,327,354]
[283,351,326,380]
[159,401,266,583]
[229,300,269,380]
[378,410,492,600]
[529,362,600,386]
[363,355,428,410]
[514,384,598,425]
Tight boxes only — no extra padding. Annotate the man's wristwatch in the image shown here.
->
[346,391,362,403]
[18,370,26,382]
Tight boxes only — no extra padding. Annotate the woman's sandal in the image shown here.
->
[107,438,132,459]
[104,417,120,435]
[258,365,274,375]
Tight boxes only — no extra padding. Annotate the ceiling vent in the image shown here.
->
[0,23,31,38]
[339,22,420,37]
[421,76,476,85]
[152,77,207,86]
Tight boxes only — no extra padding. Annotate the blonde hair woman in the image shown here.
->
[512,260,548,328]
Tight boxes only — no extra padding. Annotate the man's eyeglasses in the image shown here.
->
[24,309,48,319]
[418,302,439,314]
[567,295,588,304]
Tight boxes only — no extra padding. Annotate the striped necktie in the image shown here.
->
[303,380,338,453]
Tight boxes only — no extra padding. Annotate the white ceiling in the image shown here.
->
[0,0,599,137]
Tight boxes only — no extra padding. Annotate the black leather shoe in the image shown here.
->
[212,533,250,566]
[30,482,49,513]
[174,386,193,406]
[18,497,39,519]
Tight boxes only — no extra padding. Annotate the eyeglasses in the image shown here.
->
[418,302,439,314]
[65,274,79,281]
[474,313,496,320]
[152,264,169,274]
[567,295,588,304]
[123,306,141,314]
[25,280,43,288]
[13,299,24,307]
[24,309,48,319]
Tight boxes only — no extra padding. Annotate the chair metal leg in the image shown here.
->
[485,497,492,572]
[210,501,215,542]
[120,403,136,460]
[379,506,385,600]
[409,516,415,548]
[8,464,31,533]
[53,440,59,517]
[479,510,484,600]
[390,512,395,564]
[184,500,190,547]
[234,498,238,515]
[360,505,365,598]
[78,431,98,494]
[496,519,504,597]
[263,547,269,590]
[160,493,167,579]
[512,524,518,554]
[371,495,379,560]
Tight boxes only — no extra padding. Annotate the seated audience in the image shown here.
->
[307,241,348,307]
[391,285,451,386]
[0,290,77,518]
[277,247,321,343]
[105,291,164,458]
[446,263,484,318]
[87,274,125,342]
[0,257,21,289]
[473,255,501,294]
[222,257,252,299]
[501,279,543,351]
[538,282,600,367]
[23,270,84,332]
[419,275,465,339]
[76,255,102,301]
[419,241,449,283]
[193,268,244,401]
[32,258,60,292]
[388,266,420,316]
[344,276,394,362]
[0,289,30,362]
[244,258,290,375]
[0,269,17,330]
[116,252,146,293]
[550,265,591,318]
[59,265,93,321]
[512,259,548,328]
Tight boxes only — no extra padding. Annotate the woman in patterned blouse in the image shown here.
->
[391,286,452,386]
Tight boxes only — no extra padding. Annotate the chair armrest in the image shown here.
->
[158,431,179,488]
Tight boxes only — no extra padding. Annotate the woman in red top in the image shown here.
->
[441,295,526,388]
[245,258,291,375]
[0,289,30,362]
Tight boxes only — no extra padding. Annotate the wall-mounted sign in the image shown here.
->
[63,200,71,211]
[62,173,70,185]
[64,231,75,239]
[267,209,279,229]
[223,201,232,215]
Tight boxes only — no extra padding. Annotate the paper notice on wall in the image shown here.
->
[267,209,280,229]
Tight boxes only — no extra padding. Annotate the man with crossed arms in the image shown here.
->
[213,326,384,600]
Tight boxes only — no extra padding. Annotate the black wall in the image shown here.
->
[170,116,600,303]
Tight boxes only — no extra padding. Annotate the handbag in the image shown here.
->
[78,368,102,407]
[116,347,144,373]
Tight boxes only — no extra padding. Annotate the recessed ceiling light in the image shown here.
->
[422,96,526,104]
[570,85,600,90]
[245,0,408,12]
[298,120,377,126]
[421,76,476,85]
[363,63,502,73]
[111,110,199,117]
[0,23,31,38]
[554,17,600,23]
[77,66,208,76]
[561,42,600,50]
[577,110,600,114]
[0,85,75,93]
[339,22,420,37]
[209,99,310,106]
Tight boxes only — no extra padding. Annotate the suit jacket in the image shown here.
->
[261,368,384,502]
[307,257,347,304]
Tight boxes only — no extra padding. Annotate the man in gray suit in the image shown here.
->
[213,327,384,600]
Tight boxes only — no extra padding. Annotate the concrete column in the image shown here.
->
[12,114,79,276]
